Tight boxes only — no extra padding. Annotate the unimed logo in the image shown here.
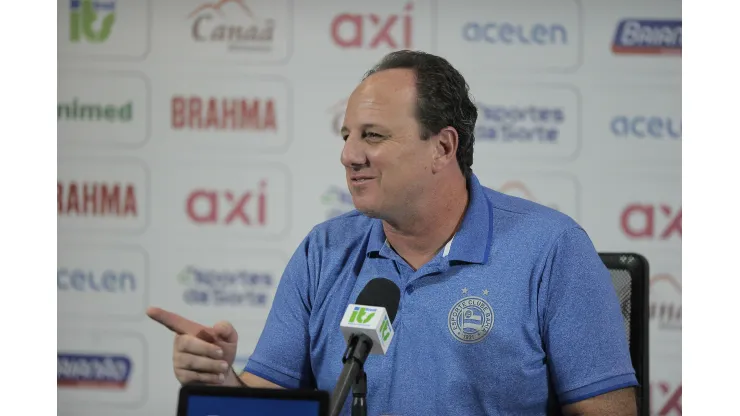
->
[620,204,681,240]
[172,95,277,131]
[58,98,133,123]
[58,181,138,217]
[186,184,268,226]
[331,3,413,49]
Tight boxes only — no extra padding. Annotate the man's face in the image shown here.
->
[340,68,435,219]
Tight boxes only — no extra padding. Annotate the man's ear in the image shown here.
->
[432,127,459,173]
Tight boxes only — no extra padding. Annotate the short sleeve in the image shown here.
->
[244,233,317,389]
[539,227,638,405]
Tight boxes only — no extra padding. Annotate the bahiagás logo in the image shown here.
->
[57,352,132,389]
[178,265,274,307]
[611,19,681,56]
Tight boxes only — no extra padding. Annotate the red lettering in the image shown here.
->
[205,98,219,129]
[57,182,136,217]
[224,191,252,224]
[222,99,236,130]
[263,100,276,130]
[661,207,681,239]
[331,13,363,47]
[621,204,654,238]
[240,100,260,129]
[331,3,413,49]
[187,190,218,223]
[67,183,80,214]
[258,180,267,224]
[124,185,137,216]
[172,96,185,129]
[651,382,681,415]
[188,97,202,129]
[621,204,681,240]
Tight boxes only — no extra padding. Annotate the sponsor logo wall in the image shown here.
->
[57,0,681,414]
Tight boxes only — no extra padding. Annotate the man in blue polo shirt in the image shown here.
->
[148,50,638,415]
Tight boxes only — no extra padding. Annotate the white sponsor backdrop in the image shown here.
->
[57,0,681,414]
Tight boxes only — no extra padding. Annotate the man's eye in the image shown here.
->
[342,134,349,141]
[364,132,382,138]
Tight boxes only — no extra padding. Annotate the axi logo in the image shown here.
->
[497,181,560,212]
[620,204,681,240]
[189,0,275,52]
[650,381,682,415]
[172,95,277,132]
[349,306,376,324]
[650,274,681,331]
[475,104,565,143]
[611,19,681,56]
[70,0,116,43]
[331,3,413,49]
[58,181,138,217]
[321,186,354,219]
[178,265,273,307]
[57,352,132,389]
[186,184,268,226]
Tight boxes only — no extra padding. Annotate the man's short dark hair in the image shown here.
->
[363,50,477,179]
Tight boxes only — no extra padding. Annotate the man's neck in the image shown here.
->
[382,176,469,270]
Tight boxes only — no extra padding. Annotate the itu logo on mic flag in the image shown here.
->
[448,290,495,344]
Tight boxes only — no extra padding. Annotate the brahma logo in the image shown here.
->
[620,204,681,240]
[331,3,413,49]
[189,0,275,52]
[321,186,354,219]
[57,353,132,389]
[178,265,273,307]
[650,274,681,331]
[611,19,681,55]
[58,181,138,218]
[497,181,561,211]
[171,95,277,132]
[475,104,565,143]
[186,184,268,226]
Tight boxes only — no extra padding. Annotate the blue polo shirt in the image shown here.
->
[245,174,637,415]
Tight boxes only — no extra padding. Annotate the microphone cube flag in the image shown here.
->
[340,304,394,355]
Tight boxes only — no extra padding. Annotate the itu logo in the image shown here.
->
[70,0,116,43]
[349,306,376,324]
[448,290,494,344]
[379,315,392,342]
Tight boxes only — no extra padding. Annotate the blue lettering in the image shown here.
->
[611,115,681,139]
[463,22,567,45]
[57,268,136,293]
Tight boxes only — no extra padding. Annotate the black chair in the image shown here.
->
[599,252,650,416]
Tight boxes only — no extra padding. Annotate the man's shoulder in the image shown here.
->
[480,185,581,236]
[304,209,376,248]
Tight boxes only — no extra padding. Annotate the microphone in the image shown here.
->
[329,278,401,416]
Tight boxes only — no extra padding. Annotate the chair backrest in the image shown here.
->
[598,252,650,416]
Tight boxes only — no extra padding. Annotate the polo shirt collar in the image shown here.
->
[365,173,493,265]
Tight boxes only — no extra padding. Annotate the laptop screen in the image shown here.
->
[186,395,322,416]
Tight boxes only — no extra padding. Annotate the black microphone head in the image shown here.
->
[355,278,401,323]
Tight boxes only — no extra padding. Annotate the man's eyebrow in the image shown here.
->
[341,124,387,134]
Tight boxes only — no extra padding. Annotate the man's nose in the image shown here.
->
[340,134,367,168]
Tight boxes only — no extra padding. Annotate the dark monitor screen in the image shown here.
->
[178,385,329,416]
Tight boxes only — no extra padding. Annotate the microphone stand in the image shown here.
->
[329,334,373,416]
[352,369,367,416]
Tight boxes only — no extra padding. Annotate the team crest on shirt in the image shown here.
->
[448,290,494,344]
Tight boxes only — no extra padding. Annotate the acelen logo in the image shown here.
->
[186,183,268,226]
[58,267,137,294]
[331,3,413,49]
[620,204,681,240]
[610,115,681,140]
[58,181,138,218]
[189,0,275,52]
[172,95,277,132]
